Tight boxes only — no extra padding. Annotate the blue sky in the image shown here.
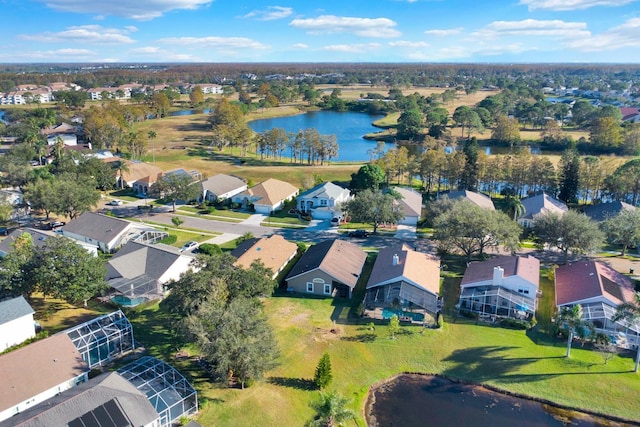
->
[1,0,639,63]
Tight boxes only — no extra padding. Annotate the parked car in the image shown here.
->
[348,229,369,238]
[107,199,123,206]
[180,241,199,252]
[48,221,65,230]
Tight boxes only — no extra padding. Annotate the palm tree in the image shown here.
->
[504,196,526,221]
[147,130,157,164]
[116,160,130,190]
[555,304,588,358]
[612,292,640,372]
[307,391,355,427]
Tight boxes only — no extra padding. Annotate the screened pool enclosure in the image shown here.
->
[118,356,198,427]
[65,310,134,368]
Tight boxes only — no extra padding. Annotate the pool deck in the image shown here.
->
[364,306,436,326]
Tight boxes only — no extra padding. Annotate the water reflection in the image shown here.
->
[366,375,635,427]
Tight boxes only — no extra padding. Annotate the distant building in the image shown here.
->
[518,192,568,227]
[582,201,635,222]
[233,178,299,214]
[297,182,352,220]
[232,235,298,279]
[446,190,495,210]
[393,187,423,226]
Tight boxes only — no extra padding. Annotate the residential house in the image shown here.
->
[60,212,167,253]
[555,261,639,348]
[620,107,640,123]
[365,244,441,315]
[233,178,299,214]
[458,255,540,320]
[394,187,423,226]
[0,334,88,422]
[297,182,352,220]
[446,190,495,210]
[200,174,247,203]
[113,160,164,192]
[0,296,35,350]
[582,201,635,222]
[105,241,195,306]
[0,228,98,258]
[3,372,160,427]
[518,192,568,227]
[285,239,366,298]
[231,235,298,279]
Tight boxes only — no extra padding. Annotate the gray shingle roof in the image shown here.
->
[4,372,159,427]
[0,296,34,326]
[582,201,635,222]
[520,192,568,220]
[106,241,188,281]
[201,174,246,197]
[298,182,349,200]
[0,228,56,256]
[447,190,495,210]
[61,212,131,244]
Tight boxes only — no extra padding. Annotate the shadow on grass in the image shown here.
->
[442,345,631,385]
[341,333,377,342]
[268,376,316,390]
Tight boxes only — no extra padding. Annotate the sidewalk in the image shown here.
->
[241,214,267,225]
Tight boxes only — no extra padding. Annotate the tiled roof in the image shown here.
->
[232,235,298,275]
[366,244,440,295]
[242,178,298,206]
[286,239,366,288]
[447,190,495,210]
[555,261,636,306]
[0,296,34,326]
[460,255,540,287]
[0,334,87,412]
[118,161,164,183]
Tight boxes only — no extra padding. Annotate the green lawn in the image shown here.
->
[29,253,640,426]
[178,206,251,220]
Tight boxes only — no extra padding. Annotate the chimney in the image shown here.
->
[392,254,399,266]
[493,266,504,286]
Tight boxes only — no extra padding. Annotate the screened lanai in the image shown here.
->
[576,302,640,349]
[108,274,162,307]
[118,357,198,427]
[64,310,134,368]
[458,286,536,320]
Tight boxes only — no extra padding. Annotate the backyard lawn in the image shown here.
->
[128,296,640,427]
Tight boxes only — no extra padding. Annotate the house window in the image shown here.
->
[320,199,328,206]
[306,282,314,293]
[518,287,530,295]
[324,284,332,295]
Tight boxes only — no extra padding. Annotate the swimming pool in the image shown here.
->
[381,308,424,322]
[111,295,148,307]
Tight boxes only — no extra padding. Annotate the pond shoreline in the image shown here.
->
[364,373,640,427]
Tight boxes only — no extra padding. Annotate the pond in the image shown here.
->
[366,374,636,427]
[247,110,392,162]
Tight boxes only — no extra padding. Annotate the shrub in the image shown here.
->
[198,243,222,255]
[498,317,530,330]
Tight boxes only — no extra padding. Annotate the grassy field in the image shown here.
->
[121,295,640,427]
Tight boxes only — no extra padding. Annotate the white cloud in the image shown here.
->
[520,0,636,10]
[19,25,136,44]
[128,46,197,60]
[291,43,309,49]
[243,6,293,21]
[474,19,590,39]
[129,46,162,54]
[36,0,214,20]
[3,48,97,60]
[564,17,640,51]
[290,15,400,38]
[388,40,430,48]
[321,43,381,53]
[424,27,463,37]
[159,36,269,50]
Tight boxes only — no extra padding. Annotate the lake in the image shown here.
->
[248,111,391,162]
[366,375,635,427]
